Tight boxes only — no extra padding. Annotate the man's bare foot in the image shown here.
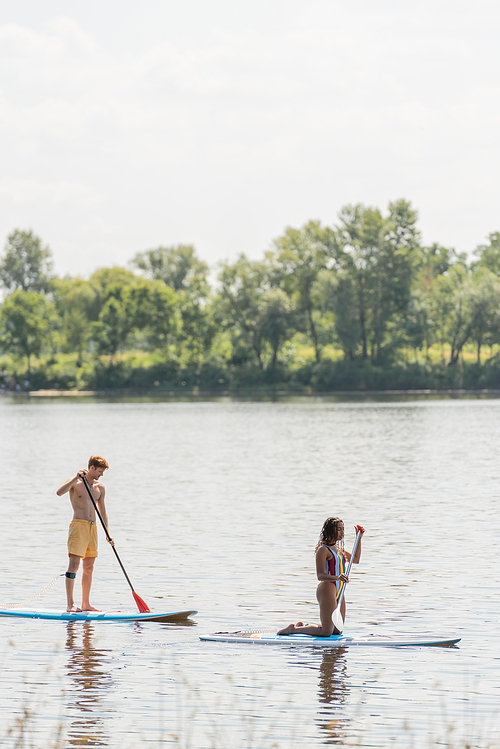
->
[81,605,101,612]
[67,604,82,613]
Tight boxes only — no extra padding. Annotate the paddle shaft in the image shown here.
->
[336,529,362,609]
[81,474,136,594]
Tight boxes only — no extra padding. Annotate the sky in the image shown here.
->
[0,0,499,278]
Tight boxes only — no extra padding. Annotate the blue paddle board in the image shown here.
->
[200,630,460,647]
[0,607,197,623]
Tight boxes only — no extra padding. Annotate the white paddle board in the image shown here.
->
[200,630,461,647]
[0,607,197,623]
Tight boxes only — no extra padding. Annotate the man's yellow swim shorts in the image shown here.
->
[67,519,98,558]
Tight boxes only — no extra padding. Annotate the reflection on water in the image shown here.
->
[65,622,113,748]
[316,648,349,745]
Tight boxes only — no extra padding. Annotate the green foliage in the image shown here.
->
[217,254,270,369]
[314,269,361,359]
[136,279,179,352]
[0,229,53,293]
[131,244,209,292]
[92,294,133,359]
[132,245,213,363]
[86,271,181,360]
[1,205,500,392]
[258,288,297,367]
[89,274,140,359]
[466,269,500,363]
[53,278,98,359]
[89,267,138,308]
[332,201,420,361]
[0,290,58,372]
[472,232,500,274]
[268,221,329,362]
[419,243,455,277]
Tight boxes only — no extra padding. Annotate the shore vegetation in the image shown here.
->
[1,206,500,393]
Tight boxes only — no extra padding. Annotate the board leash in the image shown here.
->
[215,629,276,636]
[5,574,66,609]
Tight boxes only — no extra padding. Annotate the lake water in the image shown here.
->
[0,394,499,748]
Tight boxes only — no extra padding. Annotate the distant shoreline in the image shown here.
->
[2,387,500,399]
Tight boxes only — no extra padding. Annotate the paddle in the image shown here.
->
[331,525,364,634]
[81,473,150,613]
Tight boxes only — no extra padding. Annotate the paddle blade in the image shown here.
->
[133,591,150,613]
[332,605,344,634]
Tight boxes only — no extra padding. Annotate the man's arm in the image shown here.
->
[56,470,85,496]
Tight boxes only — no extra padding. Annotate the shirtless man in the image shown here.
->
[56,455,114,612]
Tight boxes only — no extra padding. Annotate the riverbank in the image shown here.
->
[3,351,500,395]
[2,386,500,400]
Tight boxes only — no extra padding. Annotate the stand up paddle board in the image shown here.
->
[200,630,460,647]
[0,608,197,623]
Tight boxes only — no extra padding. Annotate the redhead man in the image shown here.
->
[57,455,114,612]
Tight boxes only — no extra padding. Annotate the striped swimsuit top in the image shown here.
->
[324,545,347,601]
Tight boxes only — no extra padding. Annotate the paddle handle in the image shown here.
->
[81,474,136,594]
[336,527,363,608]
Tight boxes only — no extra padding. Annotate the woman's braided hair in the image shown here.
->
[315,517,344,552]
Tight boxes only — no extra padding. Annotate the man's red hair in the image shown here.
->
[88,455,109,470]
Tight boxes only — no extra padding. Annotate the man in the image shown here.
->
[57,455,114,612]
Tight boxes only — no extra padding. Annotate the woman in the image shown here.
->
[278,517,364,637]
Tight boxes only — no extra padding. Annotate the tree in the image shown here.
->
[131,244,209,292]
[90,275,181,360]
[134,279,179,352]
[177,284,215,364]
[53,278,98,362]
[472,232,500,275]
[418,243,454,278]
[403,287,434,361]
[89,267,138,313]
[374,199,422,360]
[467,269,500,363]
[268,221,329,363]
[430,265,498,366]
[332,200,420,361]
[132,245,213,363]
[0,290,58,373]
[0,230,54,293]
[317,269,361,360]
[258,289,297,368]
[87,268,141,359]
[90,279,139,360]
[332,204,383,359]
[91,296,132,360]
[217,255,270,369]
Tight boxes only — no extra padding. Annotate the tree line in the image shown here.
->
[2,199,500,391]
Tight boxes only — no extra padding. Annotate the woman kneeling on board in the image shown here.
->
[278,518,364,637]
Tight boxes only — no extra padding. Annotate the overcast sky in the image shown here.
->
[1,0,499,277]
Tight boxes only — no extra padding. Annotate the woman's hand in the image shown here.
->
[336,573,349,583]
[355,524,365,536]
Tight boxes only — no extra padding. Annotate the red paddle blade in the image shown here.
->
[133,591,150,613]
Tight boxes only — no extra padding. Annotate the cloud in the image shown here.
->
[0,4,499,276]
[0,18,95,60]
[0,178,103,207]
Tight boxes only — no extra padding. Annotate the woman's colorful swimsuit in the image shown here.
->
[324,545,347,600]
